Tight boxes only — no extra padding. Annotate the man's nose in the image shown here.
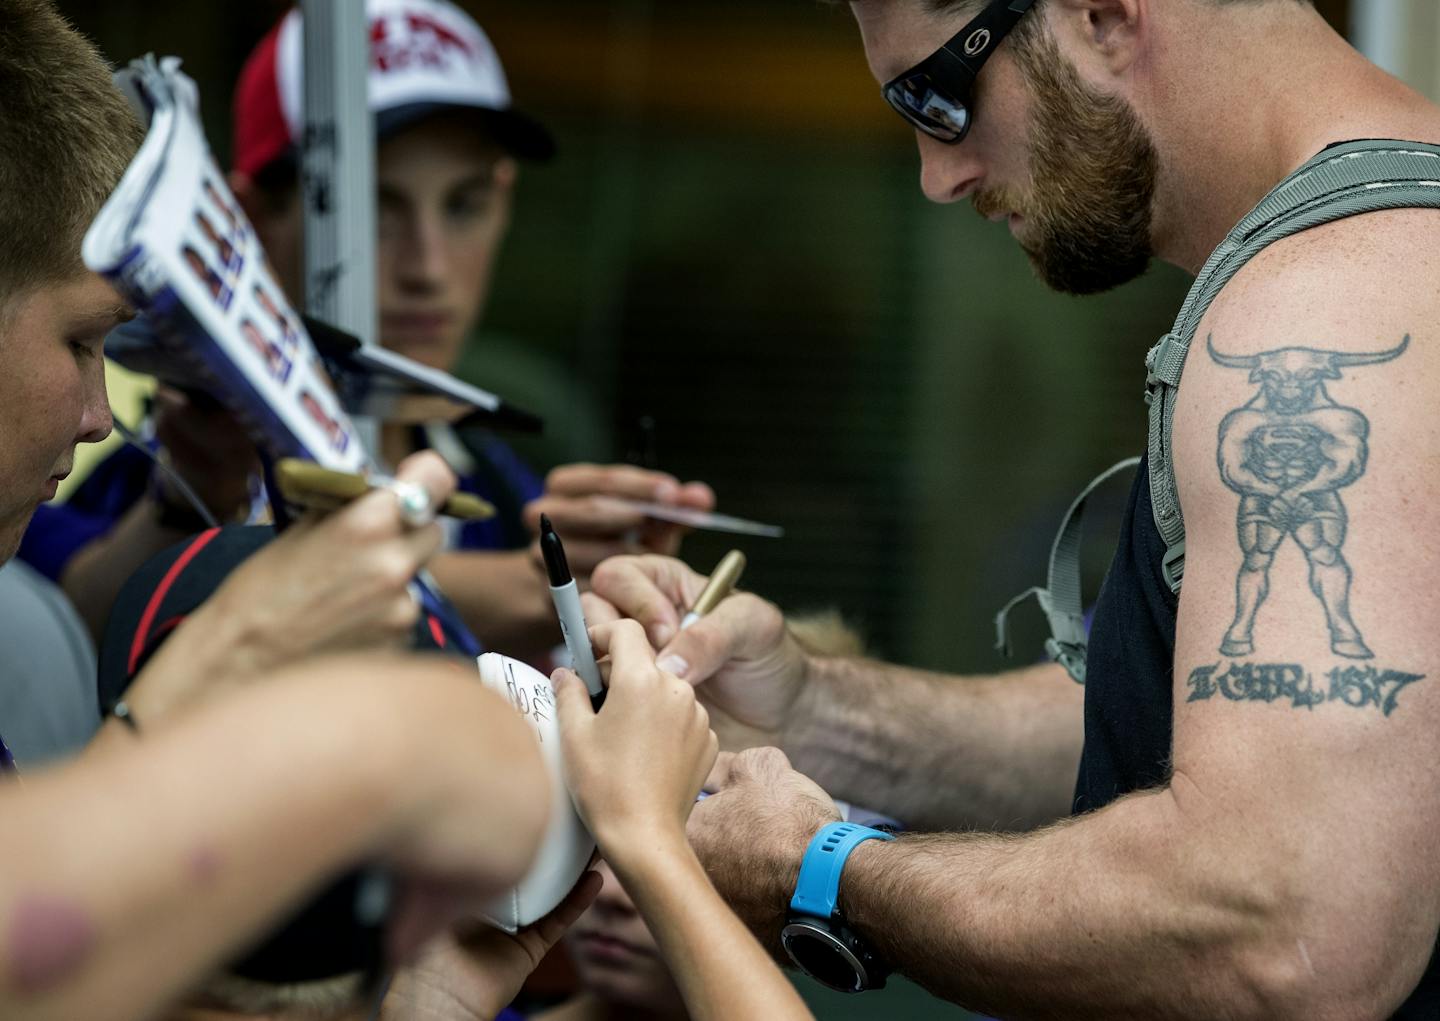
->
[917,131,983,204]
[79,362,113,445]
[396,212,450,292]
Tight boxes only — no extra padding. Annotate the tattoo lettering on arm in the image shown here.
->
[1186,661,1425,717]
[1207,334,1410,659]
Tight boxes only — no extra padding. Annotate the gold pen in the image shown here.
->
[680,549,747,629]
[274,458,495,521]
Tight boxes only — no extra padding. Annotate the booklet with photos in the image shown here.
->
[84,55,368,473]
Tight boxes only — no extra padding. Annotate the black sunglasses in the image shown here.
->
[881,0,1036,143]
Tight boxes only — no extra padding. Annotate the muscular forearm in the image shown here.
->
[611,839,811,1021]
[783,658,1083,830]
[427,549,558,662]
[0,660,546,1021]
[838,782,1408,1020]
[61,499,204,642]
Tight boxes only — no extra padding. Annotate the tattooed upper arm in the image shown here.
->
[1202,332,1404,661]
[1163,207,1440,970]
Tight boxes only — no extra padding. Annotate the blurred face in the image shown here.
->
[564,862,687,1016]
[375,114,516,370]
[855,1,1158,295]
[245,111,515,372]
[0,273,121,560]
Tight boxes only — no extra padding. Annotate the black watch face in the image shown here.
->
[781,921,867,993]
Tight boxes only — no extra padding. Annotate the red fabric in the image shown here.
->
[128,528,221,675]
[232,17,291,176]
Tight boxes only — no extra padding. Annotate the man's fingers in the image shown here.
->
[653,626,717,684]
[703,750,739,792]
[525,499,649,537]
[589,556,699,649]
[675,480,716,511]
[544,463,683,501]
[731,745,794,783]
[696,748,743,794]
[652,592,772,684]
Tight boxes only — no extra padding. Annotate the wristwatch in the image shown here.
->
[781,821,895,993]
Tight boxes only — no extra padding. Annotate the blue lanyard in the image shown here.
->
[413,575,481,657]
[0,731,15,774]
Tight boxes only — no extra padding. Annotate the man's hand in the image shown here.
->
[523,464,714,582]
[585,554,809,750]
[150,386,259,521]
[687,748,840,950]
[378,873,602,1021]
[126,450,459,722]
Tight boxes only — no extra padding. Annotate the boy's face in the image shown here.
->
[249,111,516,373]
[0,273,122,561]
[374,114,516,371]
[565,860,687,1014]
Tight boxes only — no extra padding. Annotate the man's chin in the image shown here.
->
[1024,243,1152,297]
[0,499,45,565]
[0,530,23,567]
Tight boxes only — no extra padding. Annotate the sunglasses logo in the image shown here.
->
[963,28,991,56]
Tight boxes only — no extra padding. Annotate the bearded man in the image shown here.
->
[584,1,1440,1017]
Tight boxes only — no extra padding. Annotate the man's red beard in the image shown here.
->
[983,23,1160,296]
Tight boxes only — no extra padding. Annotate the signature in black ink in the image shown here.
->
[503,662,555,740]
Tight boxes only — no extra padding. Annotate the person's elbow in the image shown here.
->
[1224,900,1433,1020]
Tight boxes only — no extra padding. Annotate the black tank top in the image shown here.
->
[1076,454,1438,1018]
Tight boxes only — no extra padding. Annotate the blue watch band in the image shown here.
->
[789,821,895,920]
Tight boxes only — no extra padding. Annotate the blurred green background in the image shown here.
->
[60,1,1355,1016]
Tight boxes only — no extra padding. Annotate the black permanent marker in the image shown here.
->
[539,514,605,708]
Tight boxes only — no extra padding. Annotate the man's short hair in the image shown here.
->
[0,0,142,307]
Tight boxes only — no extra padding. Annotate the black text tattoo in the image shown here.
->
[1186,662,1424,717]
[1207,334,1409,659]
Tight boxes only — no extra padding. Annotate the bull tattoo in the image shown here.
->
[1207,334,1409,659]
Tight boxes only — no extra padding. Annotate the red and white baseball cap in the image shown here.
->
[232,0,555,179]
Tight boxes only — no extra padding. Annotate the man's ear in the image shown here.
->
[1050,0,1145,77]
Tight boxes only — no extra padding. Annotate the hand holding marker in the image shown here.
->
[681,550,747,630]
[682,550,746,808]
[541,528,748,711]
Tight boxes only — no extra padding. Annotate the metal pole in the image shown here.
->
[301,0,380,455]
[1350,0,1440,101]
[1351,0,1407,78]
[575,0,654,459]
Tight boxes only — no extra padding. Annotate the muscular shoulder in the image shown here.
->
[1160,208,1440,1002]
[1204,205,1440,329]
[1170,204,1440,659]
[1173,206,1440,513]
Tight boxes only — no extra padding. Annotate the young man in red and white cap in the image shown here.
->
[21,0,715,658]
